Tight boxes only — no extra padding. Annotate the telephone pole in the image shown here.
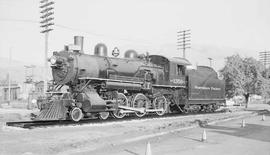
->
[177,29,191,58]
[24,65,36,83]
[8,47,12,105]
[40,0,54,94]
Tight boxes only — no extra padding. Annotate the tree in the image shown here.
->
[220,54,269,107]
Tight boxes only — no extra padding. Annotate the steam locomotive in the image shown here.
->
[36,36,225,121]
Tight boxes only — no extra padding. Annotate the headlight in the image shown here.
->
[50,56,57,65]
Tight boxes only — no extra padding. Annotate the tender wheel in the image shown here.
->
[212,103,220,112]
[112,93,128,119]
[98,112,110,120]
[133,93,148,117]
[153,96,167,116]
[70,107,83,122]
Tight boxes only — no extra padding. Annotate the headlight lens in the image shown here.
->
[50,56,57,65]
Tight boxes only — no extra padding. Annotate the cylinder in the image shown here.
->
[74,36,84,52]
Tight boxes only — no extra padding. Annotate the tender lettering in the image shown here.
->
[194,86,221,91]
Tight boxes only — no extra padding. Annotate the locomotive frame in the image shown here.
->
[36,36,225,122]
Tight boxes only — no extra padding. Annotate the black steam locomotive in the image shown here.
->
[36,36,225,121]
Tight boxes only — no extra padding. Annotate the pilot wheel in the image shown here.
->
[70,107,83,122]
[98,112,110,120]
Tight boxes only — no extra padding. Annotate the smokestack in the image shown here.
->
[74,36,84,53]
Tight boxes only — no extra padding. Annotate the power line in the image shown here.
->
[54,24,111,37]
[54,24,156,46]
[0,18,182,52]
[0,18,39,24]
[0,18,156,46]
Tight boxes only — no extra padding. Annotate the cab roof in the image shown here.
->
[150,55,191,66]
[168,57,191,65]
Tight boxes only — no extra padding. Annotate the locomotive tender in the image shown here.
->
[37,36,225,121]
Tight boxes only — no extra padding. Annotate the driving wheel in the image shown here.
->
[153,95,167,116]
[133,93,148,117]
[112,93,128,119]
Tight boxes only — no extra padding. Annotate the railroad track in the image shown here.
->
[5,110,227,129]
[5,119,98,129]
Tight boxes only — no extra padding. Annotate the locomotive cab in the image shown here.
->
[149,55,191,86]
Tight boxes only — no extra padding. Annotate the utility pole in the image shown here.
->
[24,65,36,83]
[208,57,213,68]
[24,65,35,107]
[177,29,191,58]
[40,0,54,94]
[8,47,12,105]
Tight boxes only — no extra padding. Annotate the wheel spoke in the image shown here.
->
[70,107,83,122]
[98,112,109,120]
[112,93,127,119]
[153,96,167,116]
[133,93,147,117]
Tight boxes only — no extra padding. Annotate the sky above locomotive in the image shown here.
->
[0,0,269,71]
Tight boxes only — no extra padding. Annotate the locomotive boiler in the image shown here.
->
[36,36,225,121]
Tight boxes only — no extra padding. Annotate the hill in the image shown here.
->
[0,57,48,84]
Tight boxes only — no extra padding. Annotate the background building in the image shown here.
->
[0,79,20,103]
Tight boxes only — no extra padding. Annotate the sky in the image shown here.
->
[0,0,270,71]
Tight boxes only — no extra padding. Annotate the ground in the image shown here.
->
[0,102,269,155]
[87,113,270,155]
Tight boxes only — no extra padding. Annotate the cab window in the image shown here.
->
[177,65,185,76]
